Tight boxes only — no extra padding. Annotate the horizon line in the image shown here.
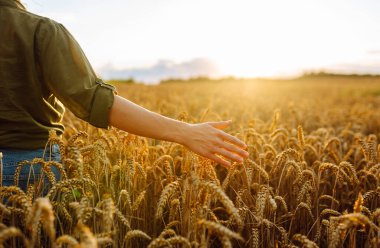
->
[105,71,380,84]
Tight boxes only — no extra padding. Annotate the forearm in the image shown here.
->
[109,95,249,167]
[109,95,188,144]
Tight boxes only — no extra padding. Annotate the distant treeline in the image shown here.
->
[106,72,380,84]
[106,78,136,84]
[299,72,380,79]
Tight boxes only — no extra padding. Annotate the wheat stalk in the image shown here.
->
[197,219,243,241]
[156,181,180,219]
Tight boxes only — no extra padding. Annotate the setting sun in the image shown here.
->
[22,0,380,82]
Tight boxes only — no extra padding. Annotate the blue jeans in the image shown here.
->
[1,145,61,191]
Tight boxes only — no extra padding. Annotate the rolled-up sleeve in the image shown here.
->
[35,18,116,128]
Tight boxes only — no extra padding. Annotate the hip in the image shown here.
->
[0,144,61,189]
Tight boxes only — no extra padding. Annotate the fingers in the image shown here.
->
[207,120,248,148]
[206,120,246,148]
[218,130,247,148]
[217,140,249,158]
[207,120,232,130]
[214,147,244,163]
[186,120,249,168]
[206,153,232,168]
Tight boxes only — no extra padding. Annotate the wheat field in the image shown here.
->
[1,76,380,247]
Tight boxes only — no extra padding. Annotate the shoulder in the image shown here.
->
[6,7,67,38]
[33,15,73,44]
[34,15,64,35]
[6,6,61,28]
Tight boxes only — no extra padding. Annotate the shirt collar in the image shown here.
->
[0,0,25,10]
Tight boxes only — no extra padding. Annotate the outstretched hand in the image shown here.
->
[109,96,248,167]
[180,120,249,168]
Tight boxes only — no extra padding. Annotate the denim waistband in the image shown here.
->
[0,144,61,190]
[0,144,61,168]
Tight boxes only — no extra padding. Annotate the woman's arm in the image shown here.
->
[109,95,249,167]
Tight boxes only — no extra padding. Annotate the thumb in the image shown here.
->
[207,120,232,130]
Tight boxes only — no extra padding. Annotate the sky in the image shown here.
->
[23,0,380,83]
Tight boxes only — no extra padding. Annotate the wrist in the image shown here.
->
[167,121,191,145]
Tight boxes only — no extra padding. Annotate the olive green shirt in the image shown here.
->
[0,0,116,149]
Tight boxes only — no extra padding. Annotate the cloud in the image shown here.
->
[97,58,219,84]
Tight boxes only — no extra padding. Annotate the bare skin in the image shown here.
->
[109,95,249,167]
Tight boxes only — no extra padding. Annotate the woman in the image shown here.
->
[0,0,249,189]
